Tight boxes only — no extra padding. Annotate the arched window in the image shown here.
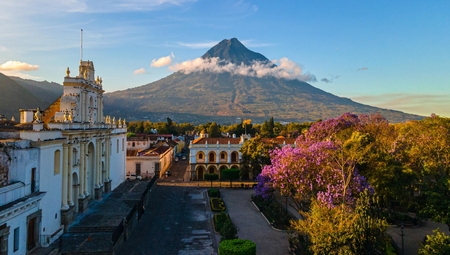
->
[54,150,61,175]
[199,153,203,159]
[209,152,215,162]
[231,152,238,163]
[220,152,226,159]
[132,142,135,147]
[73,148,79,166]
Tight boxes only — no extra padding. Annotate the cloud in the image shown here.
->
[133,68,146,75]
[351,93,450,117]
[169,57,316,82]
[0,61,39,71]
[321,75,340,83]
[151,53,174,68]
[0,0,197,15]
[357,67,368,71]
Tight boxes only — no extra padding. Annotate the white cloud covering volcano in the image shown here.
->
[168,57,316,82]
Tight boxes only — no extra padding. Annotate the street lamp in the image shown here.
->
[401,223,405,255]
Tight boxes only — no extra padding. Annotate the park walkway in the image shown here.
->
[220,189,291,255]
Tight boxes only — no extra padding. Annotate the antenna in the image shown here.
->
[80,29,83,61]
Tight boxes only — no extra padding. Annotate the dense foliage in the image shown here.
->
[256,113,450,254]
[219,239,256,255]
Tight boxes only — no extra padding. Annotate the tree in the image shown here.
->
[240,136,277,179]
[419,228,450,255]
[222,169,240,188]
[396,115,450,229]
[204,173,219,188]
[207,122,221,138]
[292,192,388,255]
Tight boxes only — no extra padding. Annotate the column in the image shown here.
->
[97,139,102,186]
[68,144,74,206]
[98,97,103,123]
[84,92,88,122]
[83,141,89,196]
[61,144,69,210]
[94,139,98,188]
[105,137,110,181]
[79,142,85,198]
[80,91,84,122]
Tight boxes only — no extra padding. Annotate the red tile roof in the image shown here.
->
[192,137,241,145]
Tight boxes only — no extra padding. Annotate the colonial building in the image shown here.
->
[126,137,174,178]
[188,134,296,181]
[0,60,127,254]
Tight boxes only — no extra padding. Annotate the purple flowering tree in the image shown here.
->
[257,113,373,210]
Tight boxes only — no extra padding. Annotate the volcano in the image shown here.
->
[103,38,422,123]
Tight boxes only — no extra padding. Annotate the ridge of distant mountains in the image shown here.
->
[0,73,63,119]
[0,38,423,124]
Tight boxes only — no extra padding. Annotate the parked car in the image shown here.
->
[182,156,186,160]
[165,170,171,177]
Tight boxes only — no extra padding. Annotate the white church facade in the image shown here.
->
[0,60,127,254]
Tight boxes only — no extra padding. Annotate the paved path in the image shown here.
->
[116,186,216,255]
[220,189,291,255]
[387,220,450,255]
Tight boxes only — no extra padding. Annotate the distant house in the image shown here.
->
[188,133,296,181]
[126,138,174,178]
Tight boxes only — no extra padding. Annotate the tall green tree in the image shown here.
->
[240,136,277,179]
[207,122,222,138]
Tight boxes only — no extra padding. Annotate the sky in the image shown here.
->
[0,0,449,117]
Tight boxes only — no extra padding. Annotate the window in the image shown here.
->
[73,148,78,166]
[220,152,226,159]
[132,142,135,147]
[13,227,19,252]
[122,138,124,151]
[54,150,61,175]
[199,153,203,159]
[209,153,215,162]
[117,139,119,153]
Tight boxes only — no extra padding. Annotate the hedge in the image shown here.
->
[219,239,256,255]
[211,198,226,212]
[208,188,220,198]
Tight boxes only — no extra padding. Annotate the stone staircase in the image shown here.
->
[41,96,61,124]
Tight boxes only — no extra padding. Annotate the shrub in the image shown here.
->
[214,212,229,232]
[209,188,221,198]
[211,198,226,212]
[220,219,238,241]
[219,239,256,255]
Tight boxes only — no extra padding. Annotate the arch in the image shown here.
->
[208,152,216,163]
[72,172,79,212]
[196,152,205,162]
[219,151,227,163]
[230,165,239,170]
[196,166,206,180]
[132,142,135,147]
[231,151,239,163]
[54,150,61,175]
[87,142,95,199]
[207,165,217,174]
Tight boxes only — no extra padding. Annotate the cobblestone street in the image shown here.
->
[116,186,216,255]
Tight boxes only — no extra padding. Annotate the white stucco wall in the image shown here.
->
[38,143,64,241]
[109,133,126,190]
